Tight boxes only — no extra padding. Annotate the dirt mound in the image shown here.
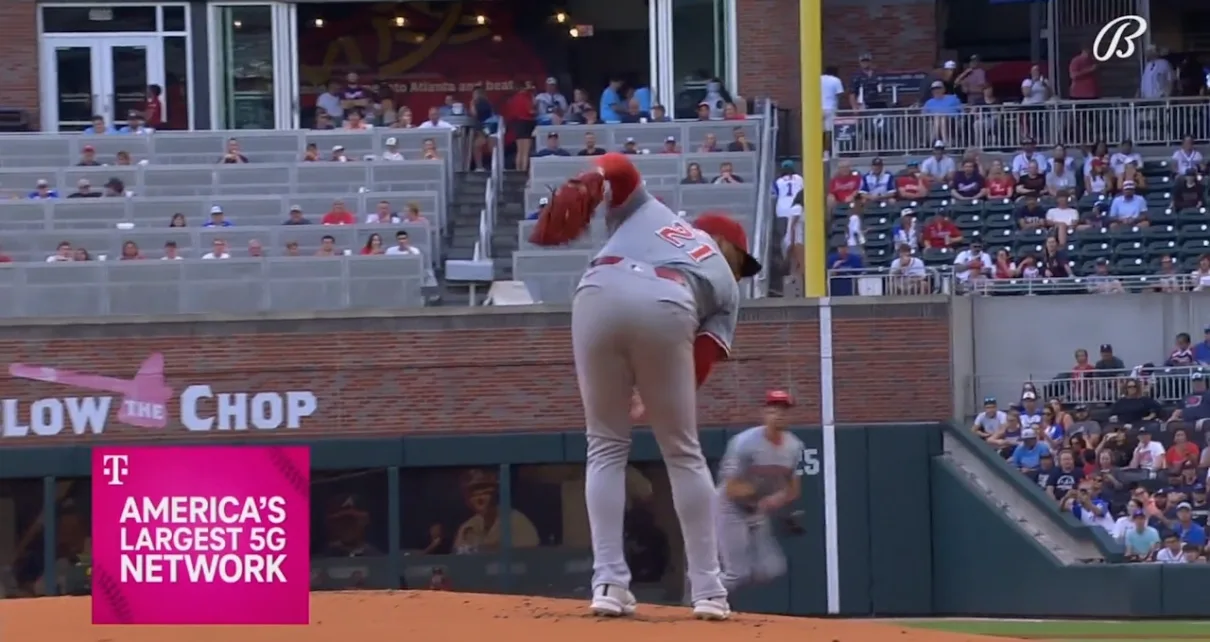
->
[0,591,1020,641]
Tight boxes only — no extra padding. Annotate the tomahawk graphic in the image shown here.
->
[8,353,173,428]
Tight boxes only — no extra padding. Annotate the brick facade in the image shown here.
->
[0,302,951,446]
[2,0,39,129]
[735,0,940,110]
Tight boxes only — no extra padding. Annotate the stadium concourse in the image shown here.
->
[0,591,1018,641]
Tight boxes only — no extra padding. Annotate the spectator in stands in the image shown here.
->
[360,233,385,255]
[727,128,754,152]
[1168,333,1196,367]
[283,205,311,225]
[1045,162,1076,198]
[972,396,1007,439]
[535,132,569,157]
[246,240,264,258]
[722,103,744,121]
[1014,193,1046,231]
[421,138,440,161]
[314,112,335,130]
[920,141,955,183]
[1032,452,1058,495]
[1071,405,1102,447]
[46,242,72,263]
[682,162,707,185]
[74,248,92,261]
[923,210,962,249]
[392,106,414,128]
[649,104,670,123]
[330,145,349,162]
[162,241,181,260]
[1174,503,1208,548]
[1015,161,1046,198]
[381,137,405,162]
[1068,46,1100,100]
[1087,258,1125,292]
[1192,329,1210,364]
[84,115,116,134]
[598,76,625,123]
[986,409,1023,457]
[921,81,961,143]
[302,143,320,162]
[315,235,339,257]
[1018,390,1043,427]
[661,137,680,154]
[986,161,1014,199]
[386,230,420,257]
[1172,170,1204,210]
[1085,160,1113,197]
[28,179,58,200]
[527,197,548,220]
[1114,383,1163,429]
[1154,254,1185,292]
[953,239,992,288]
[698,133,721,153]
[892,206,919,249]
[1124,508,1161,561]
[1111,141,1143,178]
[825,244,863,296]
[202,239,230,260]
[1167,428,1201,472]
[76,145,100,167]
[1045,192,1078,244]
[1051,450,1084,495]
[950,161,986,202]
[712,162,743,184]
[827,162,860,209]
[322,200,355,226]
[220,138,249,164]
[1020,64,1052,105]
[861,158,895,200]
[1172,136,1204,176]
[167,213,186,227]
[1141,45,1176,99]
[115,150,134,166]
[1010,428,1049,473]
[619,99,644,124]
[119,241,143,260]
[67,179,98,199]
[342,109,372,131]
[119,111,152,134]
[103,178,129,198]
[1119,162,1147,193]
[204,206,233,227]
[365,200,399,224]
[1011,138,1048,176]
[1193,256,1210,291]
[565,89,592,123]
[695,102,712,121]
[317,81,343,125]
[1109,181,1148,228]
[895,162,928,200]
[846,204,866,253]
[535,77,568,125]
[848,52,884,109]
[888,243,928,293]
[1041,237,1071,278]
[993,248,1018,279]
[578,132,605,156]
[283,241,300,256]
[620,138,639,154]
[956,55,988,100]
[1095,344,1126,372]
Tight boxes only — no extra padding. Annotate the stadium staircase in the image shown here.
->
[440,170,492,305]
[940,431,1106,564]
[489,170,532,281]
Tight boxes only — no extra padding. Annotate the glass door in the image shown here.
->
[211,3,298,130]
[41,36,164,132]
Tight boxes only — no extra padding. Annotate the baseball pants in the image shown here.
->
[717,508,787,591]
[572,261,727,603]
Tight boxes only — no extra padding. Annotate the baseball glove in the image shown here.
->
[528,170,605,246]
[778,511,807,536]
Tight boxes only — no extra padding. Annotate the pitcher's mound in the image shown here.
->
[1,591,1020,641]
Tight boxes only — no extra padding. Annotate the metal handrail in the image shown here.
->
[474,118,505,263]
[749,99,776,298]
[825,266,1210,296]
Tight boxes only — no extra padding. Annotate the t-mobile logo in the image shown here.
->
[102,454,129,485]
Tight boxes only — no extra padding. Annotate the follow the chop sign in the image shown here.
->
[1093,15,1148,62]
[0,352,318,437]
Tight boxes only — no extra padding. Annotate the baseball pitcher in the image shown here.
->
[529,153,762,621]
[715,390,804,591]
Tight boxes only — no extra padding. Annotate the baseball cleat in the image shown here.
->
[590,584,637,617]
[692,597,731,620]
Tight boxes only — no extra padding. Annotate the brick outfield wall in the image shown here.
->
[0,300,951,445]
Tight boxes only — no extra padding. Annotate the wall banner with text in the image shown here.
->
[91,446,311,625]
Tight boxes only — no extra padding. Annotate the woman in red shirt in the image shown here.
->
[922,213,961,249]
[360,233,385,255]
[1166,428,1200,470]
[827,162,861,209]
[503,83,537,173]
[986,160,1014,198]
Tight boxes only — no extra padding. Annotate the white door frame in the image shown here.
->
[208,1,299,130]
[40,35,165,132]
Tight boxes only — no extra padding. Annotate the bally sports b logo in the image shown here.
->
[1092,15,1148,62]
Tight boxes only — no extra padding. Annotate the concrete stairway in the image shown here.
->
[941,433,1106,565]
[437,170,490,306]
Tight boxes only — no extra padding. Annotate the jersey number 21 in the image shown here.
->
[656,220,717,262]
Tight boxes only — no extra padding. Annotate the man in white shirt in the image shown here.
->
[821,66,845,155]
[384,230,421,256]
[1045,191,1079,241]
[1172,137,1203,175]
[888,243,928,293]
[418,107,456,130]
[1140,46,1174,99]
[953,239,993,285]
[1155,535,1186,564]
[773,160,804,258]
[920,141,956,182]
[366,200,400,224]
[316,81,344,124]
[162,241,183,260]
[1011,139,1050,177]
[1130,431,1166,471]
[534,77,569,126]
[201,239,230,260]
[382,137,405,161]
[1110,141,1144,177]
[46,241,73,262]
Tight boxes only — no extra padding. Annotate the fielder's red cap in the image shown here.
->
[692,213,762,278]
[766,389,794,406]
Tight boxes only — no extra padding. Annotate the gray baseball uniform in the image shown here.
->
[715,426,804,590]
[573,188,738,604]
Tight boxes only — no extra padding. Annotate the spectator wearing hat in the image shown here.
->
[119,110,153,134]
[1030,451,1057,493]
[825,244,863,296]
[103,177,129,198]
[28,179,58,200]
[1069,404,1102,446]
[330,145,349,162]
[921,141,956,183]
[1170,371,1210,425]
[535,77,568,126]
[1174,502,1208,547]
[660,136,680,154]
[849,53,888,109]
[953,239,993,289]
[382,137,405,161]
[67,179,100,199]
[283,204,312,226]
[76,145,101,166]
[621,137,639,155]
[1127,428,1166,472]
[892,207,920,249]
[527,197,548,221]
[1108,181,1147,228]
[860,158,894,199]
[1070,478,1112,532]
[203,205,233,227]
[534,132,570,157]
[921,80,962,144]
[1010,428,1050,473]
[1124,508,1161,561]
[648,104,671,123]
[1017,390,1043,428]
[1014,193,1047,231]
[1009,138,1049,177]
[972,397,1008,439]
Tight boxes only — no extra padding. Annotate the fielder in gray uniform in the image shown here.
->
[527,153,763,621]
[716,390,804,591]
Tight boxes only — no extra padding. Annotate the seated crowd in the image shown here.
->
[973,336,1210,563]
[826,137,1210,293]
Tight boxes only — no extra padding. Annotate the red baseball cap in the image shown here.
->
[693,213,762,278]
[766,390,794,406]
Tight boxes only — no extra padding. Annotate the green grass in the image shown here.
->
[899,619,1210,639]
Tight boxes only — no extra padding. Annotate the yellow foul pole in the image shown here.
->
[800,0,824,297]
